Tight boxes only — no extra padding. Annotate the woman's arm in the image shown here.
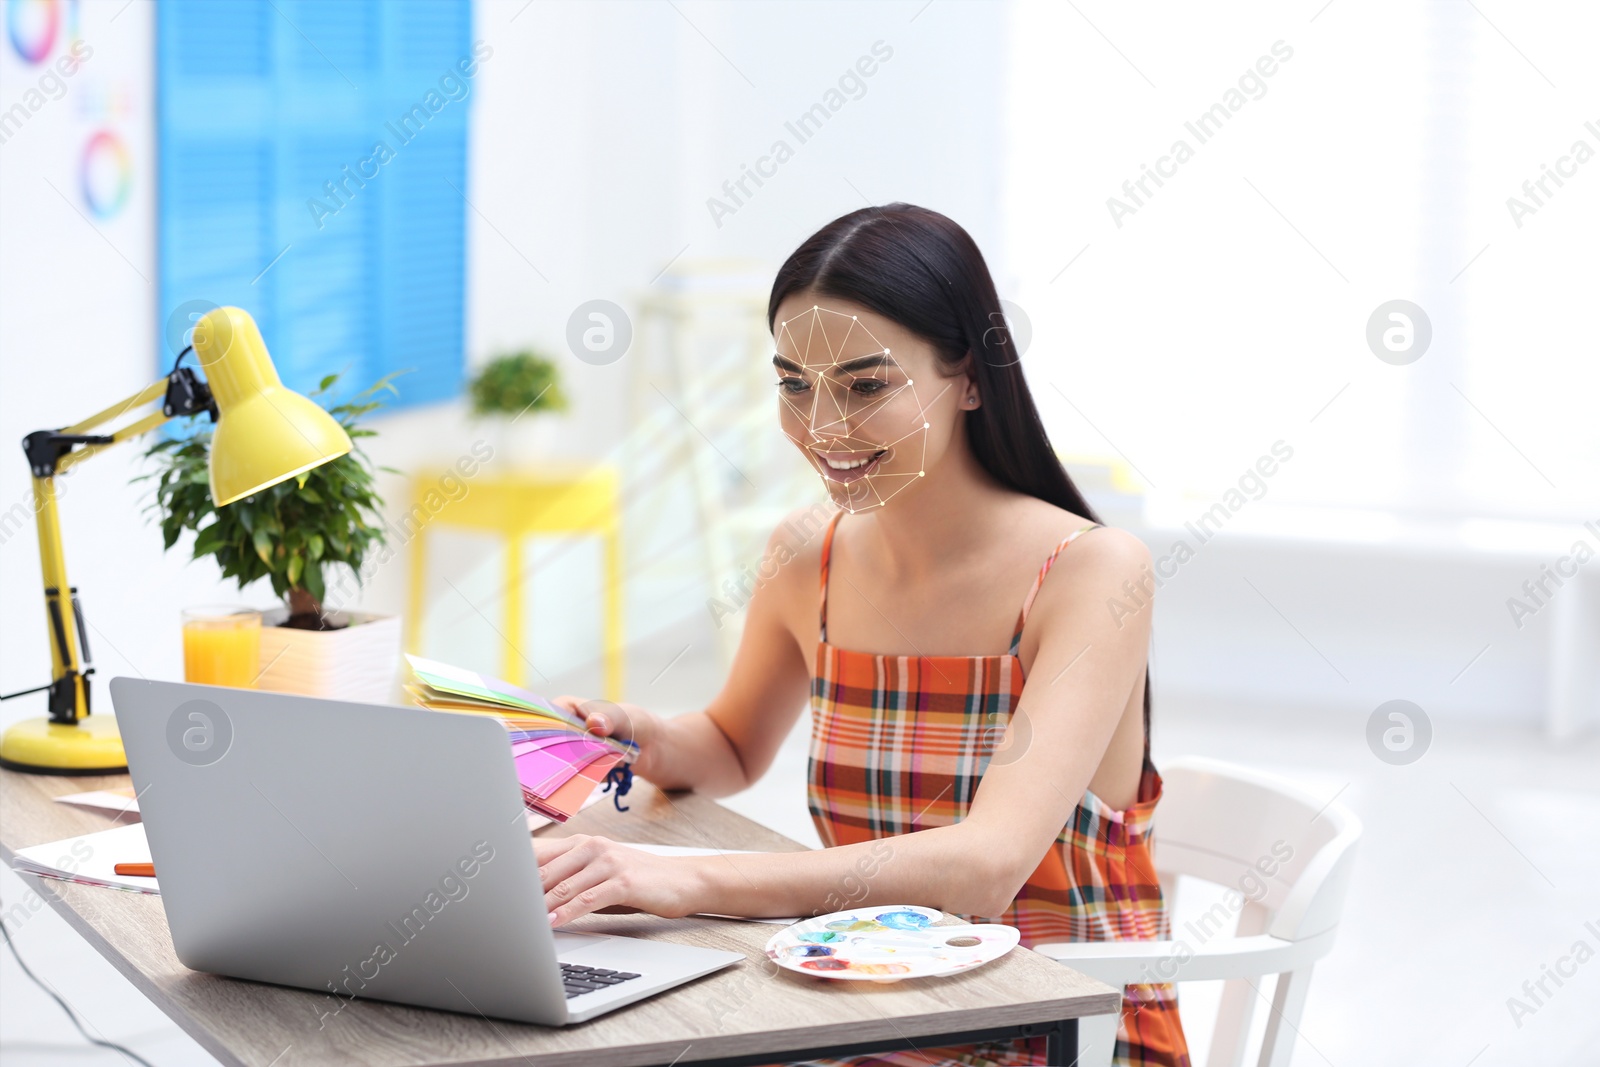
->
[568,512,816,797]
[539,526,1154,924]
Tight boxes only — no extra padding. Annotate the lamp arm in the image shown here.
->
[7,369,216,725]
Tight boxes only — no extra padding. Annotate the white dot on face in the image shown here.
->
[852,316,857,320]
[919,471,925,476]
[923,423,929,429]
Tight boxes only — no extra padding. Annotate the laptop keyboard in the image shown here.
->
[560,962,642,999]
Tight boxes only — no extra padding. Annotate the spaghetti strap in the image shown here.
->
[818,510,846,643]
[1008,524,1101,656]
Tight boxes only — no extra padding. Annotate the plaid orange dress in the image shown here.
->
[790,511,1191,1067]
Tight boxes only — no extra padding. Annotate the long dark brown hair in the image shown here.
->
[768,203,1151,734]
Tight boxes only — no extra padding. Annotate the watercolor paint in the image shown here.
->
[765,905,1020,982]
[799,931,849,945]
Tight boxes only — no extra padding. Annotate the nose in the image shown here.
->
[804,378,854,440]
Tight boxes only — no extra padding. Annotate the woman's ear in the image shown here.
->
[959,352,980,409]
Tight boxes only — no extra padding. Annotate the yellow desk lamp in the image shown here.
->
[0,307,352,774]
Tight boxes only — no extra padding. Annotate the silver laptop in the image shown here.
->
[110,677,744,1025]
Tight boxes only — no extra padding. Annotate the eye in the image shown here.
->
[851,379,887,396]
[777,376,810,394]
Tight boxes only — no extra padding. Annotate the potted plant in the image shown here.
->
[467,348,569,462]
[139,373,405,703]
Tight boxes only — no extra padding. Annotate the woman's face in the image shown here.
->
[772,293,969,513]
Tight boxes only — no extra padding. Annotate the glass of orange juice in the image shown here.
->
[182,606,262,688]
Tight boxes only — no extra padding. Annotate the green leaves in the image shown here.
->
[134,371,397,616]
[193,522,226,557]
[468,349,568,417]
[303,557,326,604]
[252,525,274,566]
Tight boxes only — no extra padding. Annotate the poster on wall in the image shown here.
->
[1,0,155,504]
[0,0,154,555]
[3,0,140,221]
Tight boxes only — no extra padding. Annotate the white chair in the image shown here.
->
[1033,756,1361,1067]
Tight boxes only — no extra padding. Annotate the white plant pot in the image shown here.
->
[256,608,403,705]
[475,415,573,467]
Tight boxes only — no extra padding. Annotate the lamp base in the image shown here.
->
[0,716,127,774]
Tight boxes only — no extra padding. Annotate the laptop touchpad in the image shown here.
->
[551,931,608,956]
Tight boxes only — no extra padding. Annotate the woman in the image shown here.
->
[539,204,1191,1067]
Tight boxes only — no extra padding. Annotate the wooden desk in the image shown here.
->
[0,769,1120,1067]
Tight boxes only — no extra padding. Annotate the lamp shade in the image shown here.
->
[192,307,352,506]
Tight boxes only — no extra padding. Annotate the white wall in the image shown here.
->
[454,0,1006,454]
[0,0,245,732]
[1004,0,1599,523]
[1001,0,1599,732]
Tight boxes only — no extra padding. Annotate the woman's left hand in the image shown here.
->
[534,834,705,926]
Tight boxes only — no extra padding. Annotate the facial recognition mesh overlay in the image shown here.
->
[774,305,954,514]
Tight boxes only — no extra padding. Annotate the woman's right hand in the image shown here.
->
[550,696,664,778]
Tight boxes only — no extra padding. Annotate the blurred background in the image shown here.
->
[1,0,1596,1063]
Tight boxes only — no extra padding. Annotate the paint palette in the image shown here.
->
[764,905,1019,981]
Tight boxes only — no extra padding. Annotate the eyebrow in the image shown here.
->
[835,353,892,374]
[771,353,894,375]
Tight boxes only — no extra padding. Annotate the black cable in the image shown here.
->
[0,903,157,1067]
[168,343,194,377]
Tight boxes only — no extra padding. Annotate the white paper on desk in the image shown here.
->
[54,788,141,818]
[12,822,159,894]
[615,843,800,925]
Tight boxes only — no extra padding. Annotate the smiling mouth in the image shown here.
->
[814,448,888,483]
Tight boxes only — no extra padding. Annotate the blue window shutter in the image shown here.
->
[157,0,470,410]
[375,0,471,407]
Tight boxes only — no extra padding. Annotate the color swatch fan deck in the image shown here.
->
[404,656,636,821]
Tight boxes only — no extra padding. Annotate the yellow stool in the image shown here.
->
[405,465,623,700]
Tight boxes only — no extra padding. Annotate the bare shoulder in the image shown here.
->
[1005,496,1151,599]
[754,503,838,610]
[1017,513,1153,663]
[1003,495,1148,571]
[1059,523,1152,575]
[768,502,837,565]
